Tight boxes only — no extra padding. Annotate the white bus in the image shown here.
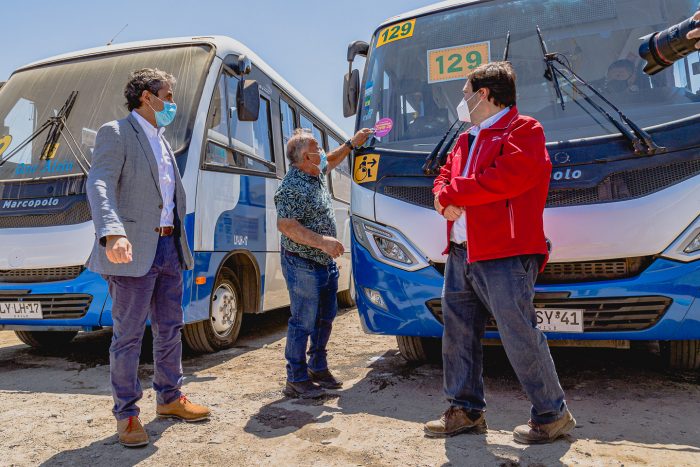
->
[0,36,354,352]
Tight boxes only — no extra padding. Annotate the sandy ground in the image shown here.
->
[1,307,699,467]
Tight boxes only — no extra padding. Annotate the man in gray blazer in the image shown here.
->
[87,68,209,448]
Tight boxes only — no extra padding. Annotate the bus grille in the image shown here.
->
[383,186,435,208]
[426,295,671,332]
[0,293,93,319]
[0,266,85,283]
[547,158,700,207]
[0,199,91,228]
[538,257,653,283]
[381,159,700,209]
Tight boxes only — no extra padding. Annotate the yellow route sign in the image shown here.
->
[376,19,416,48]
[354,154,380,184]
[0,135,12,158]
[427,41,490,83]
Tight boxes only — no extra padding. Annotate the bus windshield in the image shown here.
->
[359,0,700,151]
[0,44,212,181]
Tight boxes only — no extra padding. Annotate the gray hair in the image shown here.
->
[124,68,176,111]
[286,128,316,163]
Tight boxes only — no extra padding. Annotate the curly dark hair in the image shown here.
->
[124,68,176,111]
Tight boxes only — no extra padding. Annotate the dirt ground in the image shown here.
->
[1,307,699,467]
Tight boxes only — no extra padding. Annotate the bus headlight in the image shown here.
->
[662,215,700,262]
[352,216,429,271]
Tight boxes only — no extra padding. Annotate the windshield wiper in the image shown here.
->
[0,91,91,176]
[536,27,664,156]
[422,119,465,174]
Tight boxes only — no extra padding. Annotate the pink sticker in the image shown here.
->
[373,118,394,137]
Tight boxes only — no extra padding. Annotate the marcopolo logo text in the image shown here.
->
[2,198,60,209]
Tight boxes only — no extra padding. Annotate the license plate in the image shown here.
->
[0,302,43,319]
[536,308,583,333]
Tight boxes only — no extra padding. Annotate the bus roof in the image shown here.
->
[14,36,347,139]
[378,0,479,29]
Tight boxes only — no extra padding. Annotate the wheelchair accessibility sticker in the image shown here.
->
[354,153,380,184]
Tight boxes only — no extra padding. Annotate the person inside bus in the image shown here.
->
[427,62,576,444]
[86,68,210,448]
[274,127,371,398]
[599,59,640,95]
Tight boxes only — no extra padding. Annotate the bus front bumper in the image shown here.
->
[352,240,700,341]
[0,269,109,331]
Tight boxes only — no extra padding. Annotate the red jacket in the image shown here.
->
[433,106,552,269]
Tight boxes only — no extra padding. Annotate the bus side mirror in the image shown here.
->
[343,41,369,118]
[343,69,360,117]
[237,79,260,122]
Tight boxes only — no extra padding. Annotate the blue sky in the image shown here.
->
[0,0,431,135]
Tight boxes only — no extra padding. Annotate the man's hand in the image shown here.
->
[351,128,373,148]
[319,236,345,259]
[443,205,464,221]
[688,12,700,48]
[105,235,133,264]
[434,195,444,214]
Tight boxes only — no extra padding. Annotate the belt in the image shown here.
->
[154,226,174,236]
[450,241,467,249]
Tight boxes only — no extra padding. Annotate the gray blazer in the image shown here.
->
[86,113,194,277]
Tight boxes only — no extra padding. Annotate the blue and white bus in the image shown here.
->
[0,36,354,352]
[344,0,700,369]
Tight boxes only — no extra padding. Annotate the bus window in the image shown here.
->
[227,75,274,161]
[280,98,296,169]
[300,113,324,148]
[206,75,228,142]
[224,74,275,174]
[328,135,350,203]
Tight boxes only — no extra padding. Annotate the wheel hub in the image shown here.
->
[210,284,237,336]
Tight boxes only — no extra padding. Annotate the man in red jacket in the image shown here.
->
[424,62,575,444]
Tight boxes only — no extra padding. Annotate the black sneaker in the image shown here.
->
[283,380,326,399]
[308,369,343,389]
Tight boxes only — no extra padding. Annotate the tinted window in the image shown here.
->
[280,98,296,167]
[328,135,351,203]
[206,74,228,141]
[300,113,324,148]
[227,75,274,162]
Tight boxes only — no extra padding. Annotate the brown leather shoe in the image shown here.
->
[156,395,210,422]
[117,416,149,448]
[424,406,487,438]
[513,409,576,444]
[308,369,343,389]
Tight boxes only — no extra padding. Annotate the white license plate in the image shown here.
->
[0,302,43,319]
[536,308,583,333]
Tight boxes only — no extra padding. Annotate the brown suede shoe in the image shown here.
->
[424,406,487,438]
[156,395,210,422]
[117,416,149,448]
[513,409,576,444]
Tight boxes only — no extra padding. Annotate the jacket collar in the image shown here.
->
[484,105,519,131]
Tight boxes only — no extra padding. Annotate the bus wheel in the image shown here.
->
[337,272,356,308]
[396,335,442,364]
[662,340,700,370]
[14,330,78,349]
[183,268,243,353]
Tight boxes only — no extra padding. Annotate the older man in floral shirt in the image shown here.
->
[275,127,371,398]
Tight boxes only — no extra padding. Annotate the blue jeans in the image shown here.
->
[442,244,567,424]
[281,250,339,382]
[105,236,184,420]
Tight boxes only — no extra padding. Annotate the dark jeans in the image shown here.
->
[281,250,339,382]
[442,244,567,424]
[105,235,184,420]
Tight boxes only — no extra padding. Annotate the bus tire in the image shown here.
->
[183,268,243,353]
[663,340,700,370]
[337,272,356,308]
[14,330,78,349]
[396,335,442,363]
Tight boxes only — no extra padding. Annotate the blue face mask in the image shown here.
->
[319,149,328,173]
[148,94,177,127]
[309,149,328,174]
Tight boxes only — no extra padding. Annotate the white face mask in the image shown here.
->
[456,92,482,123]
